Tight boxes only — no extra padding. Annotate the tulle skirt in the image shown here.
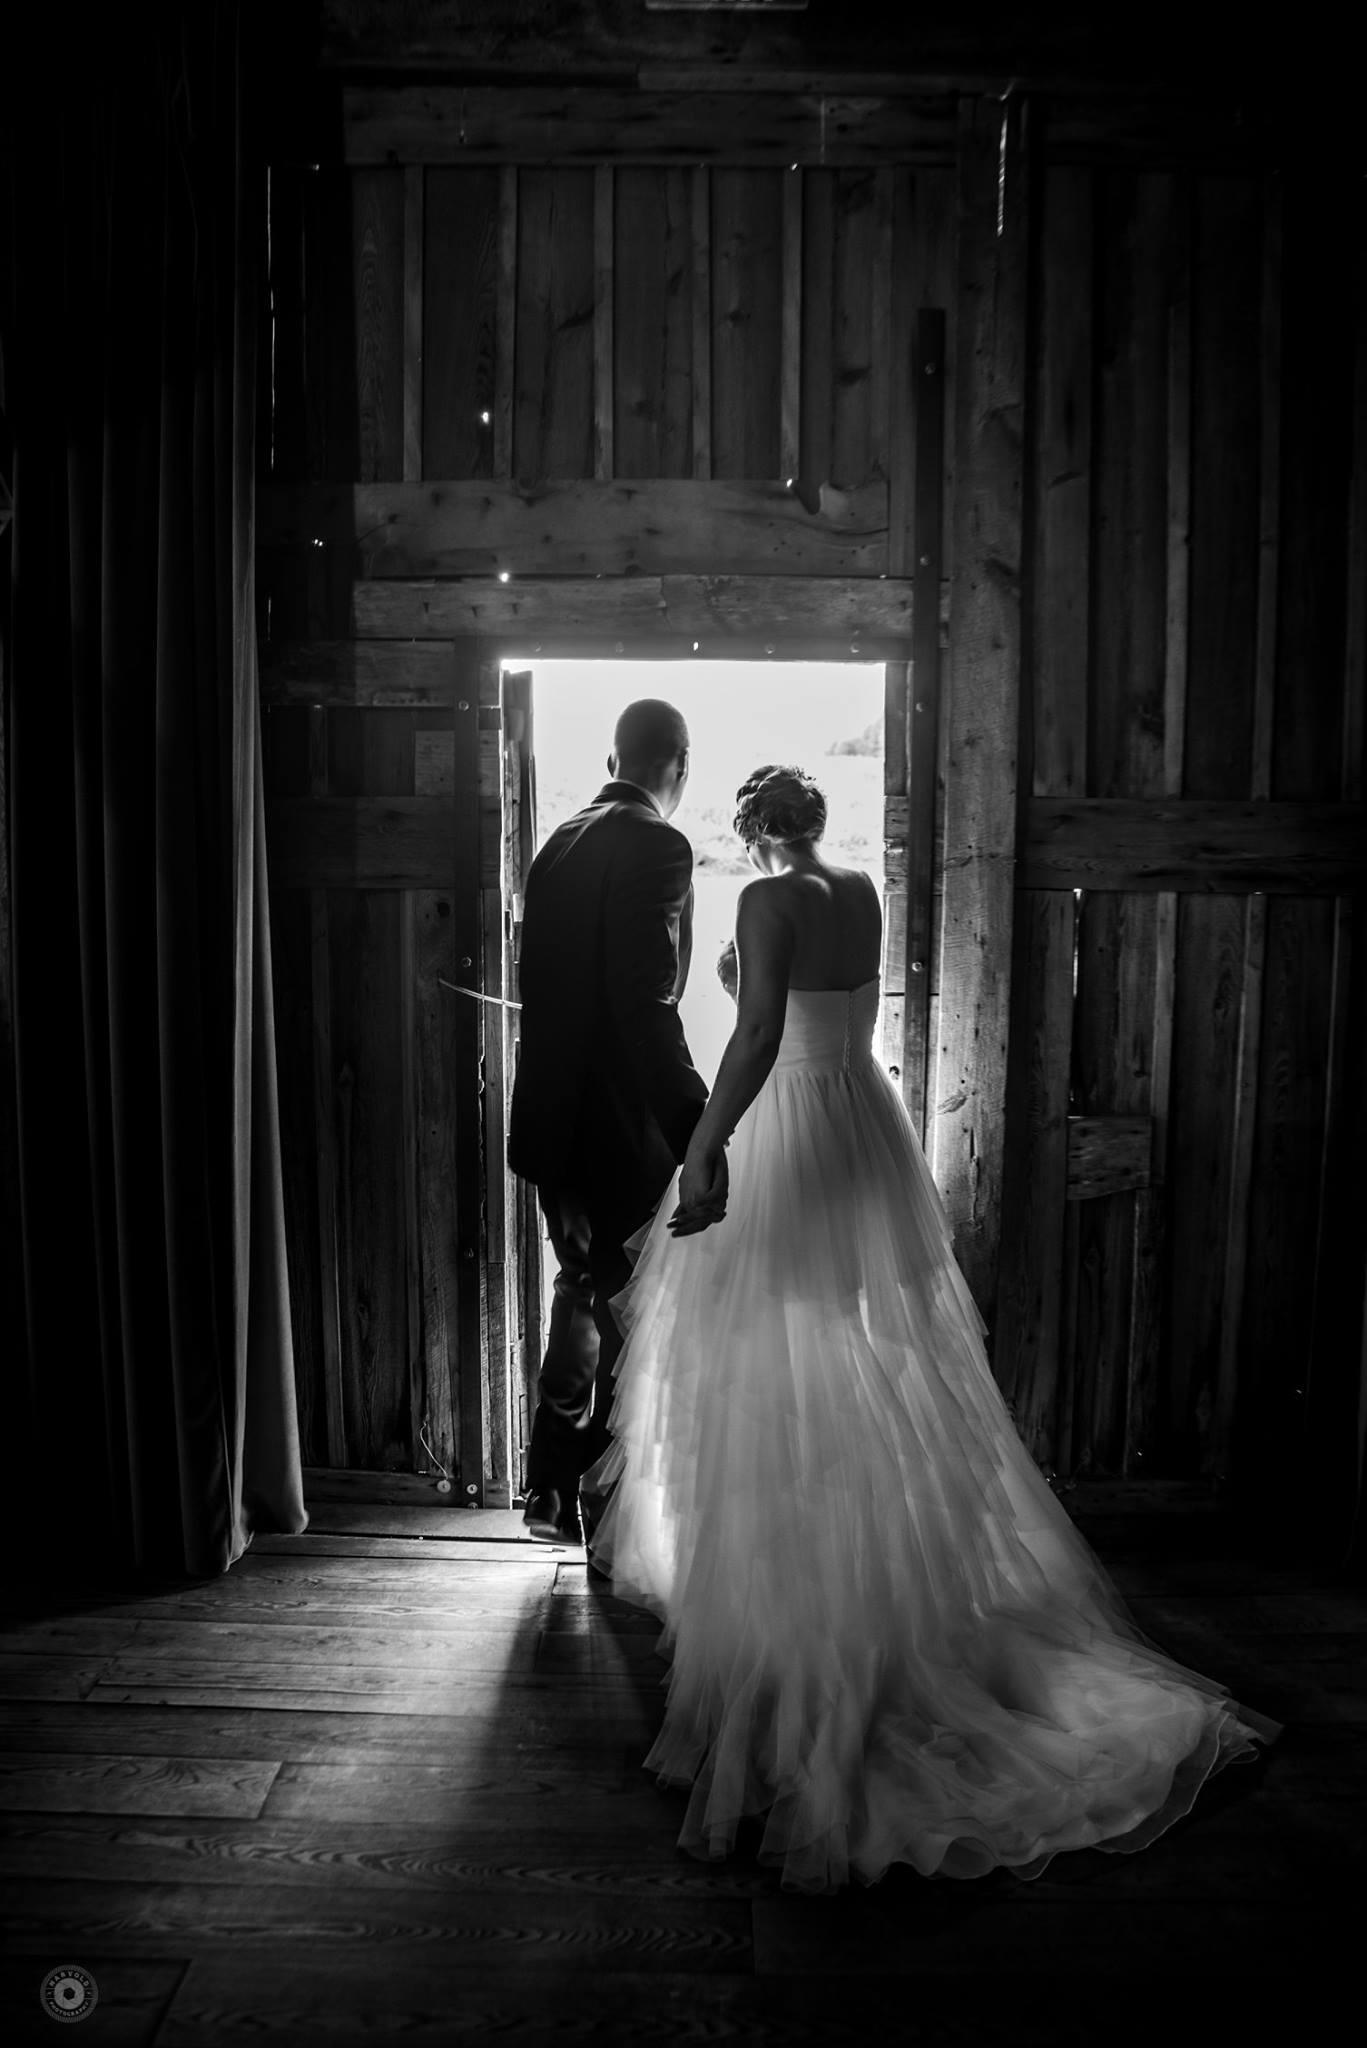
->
[584,1045,1281,1894]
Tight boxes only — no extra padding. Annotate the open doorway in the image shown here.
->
[498,658,888,1492]
[516,659,887,1085]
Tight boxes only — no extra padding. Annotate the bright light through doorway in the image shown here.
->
[509,660,886,1084]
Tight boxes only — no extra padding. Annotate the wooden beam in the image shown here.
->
[931,93,1030,1317]
[331,83,1274,172]
[334,572,914,653]
[339,87,958,168]
[312,5,1272,100]
[881,659,911,1081]
[1021,797,1366,894]
[258,478,891,579]
[903,307,946,1139]
[882,174,938,1121]
[260,640,455,703]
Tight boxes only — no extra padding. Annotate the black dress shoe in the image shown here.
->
[579,1494,614,1580]
[522,1488,583,1544]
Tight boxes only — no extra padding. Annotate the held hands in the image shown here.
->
[668,1139,729,1237]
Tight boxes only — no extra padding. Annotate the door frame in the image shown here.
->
[455,626,934,1507]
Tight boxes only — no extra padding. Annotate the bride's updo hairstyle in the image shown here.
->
[733,764,828,847]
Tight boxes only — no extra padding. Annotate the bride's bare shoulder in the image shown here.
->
[736,874,789,921]
[819,862,880,902]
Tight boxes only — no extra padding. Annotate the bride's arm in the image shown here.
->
[675,883,791,1216]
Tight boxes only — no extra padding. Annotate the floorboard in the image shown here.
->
[0,1487,1359,2046]
[68,1950,1236,2048]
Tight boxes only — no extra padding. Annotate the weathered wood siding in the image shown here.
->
[995,159,1366,1541]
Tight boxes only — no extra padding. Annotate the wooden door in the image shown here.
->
[480,666,542,1503]
[262,697,466,1488]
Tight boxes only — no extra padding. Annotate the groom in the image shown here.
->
[508,699,727,1545]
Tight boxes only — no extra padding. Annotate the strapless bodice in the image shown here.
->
[772,977,880,1073]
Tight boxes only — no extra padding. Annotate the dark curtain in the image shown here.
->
[1,3,307,1582]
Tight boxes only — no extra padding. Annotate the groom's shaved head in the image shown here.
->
[612,699,690,780]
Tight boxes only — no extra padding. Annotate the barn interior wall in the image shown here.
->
[254,47,1366,1556]
[996,154,1366,1549]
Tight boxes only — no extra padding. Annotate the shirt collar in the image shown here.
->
[603,777,665,817]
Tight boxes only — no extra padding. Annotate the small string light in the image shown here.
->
[498,569,511,583]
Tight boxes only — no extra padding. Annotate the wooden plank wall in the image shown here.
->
[257,86,1364,1543]
[995,155,1367,1532]
[258,143,960,1496]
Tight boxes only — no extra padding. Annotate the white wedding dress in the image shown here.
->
[583,977,1281,1893]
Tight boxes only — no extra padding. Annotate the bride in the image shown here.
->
[582,763,1281,1894]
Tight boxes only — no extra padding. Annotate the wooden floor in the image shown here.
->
[0,1472,1361,2047]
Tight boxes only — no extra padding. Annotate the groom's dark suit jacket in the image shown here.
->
[508,781,708,1224]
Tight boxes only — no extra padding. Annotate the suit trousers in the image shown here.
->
[526,1182,646,1502]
